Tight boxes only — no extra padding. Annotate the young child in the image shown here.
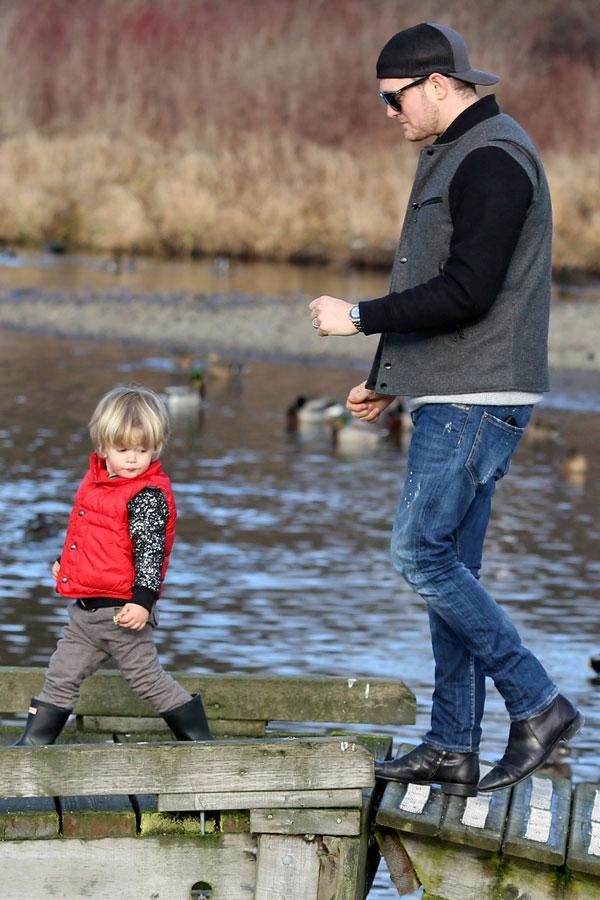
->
[15,385,213,745]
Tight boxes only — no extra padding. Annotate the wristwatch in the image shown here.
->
[349,304,363,332]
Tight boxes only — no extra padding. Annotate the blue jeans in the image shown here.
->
[391,403,558,753]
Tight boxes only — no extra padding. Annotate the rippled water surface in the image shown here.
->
[1,321,599,898]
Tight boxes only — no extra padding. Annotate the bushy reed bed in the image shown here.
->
[0,0,597,272]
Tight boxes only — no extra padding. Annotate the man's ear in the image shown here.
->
[428,72,450,99]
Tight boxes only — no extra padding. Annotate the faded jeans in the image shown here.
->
[391,403,558,753]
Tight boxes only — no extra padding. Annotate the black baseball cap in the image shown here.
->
[377,22,500,86]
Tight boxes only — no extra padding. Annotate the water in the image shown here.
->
[0,255,599,898]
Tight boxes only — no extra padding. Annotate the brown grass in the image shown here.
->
[0,0,597,271]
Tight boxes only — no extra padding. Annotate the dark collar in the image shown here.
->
[434,94,500,145]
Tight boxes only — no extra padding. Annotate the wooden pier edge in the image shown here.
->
[0,667,415,898]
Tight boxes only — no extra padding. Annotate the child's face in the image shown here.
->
[103,440,155,479]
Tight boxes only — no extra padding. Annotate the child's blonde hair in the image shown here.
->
[89,385,169,458]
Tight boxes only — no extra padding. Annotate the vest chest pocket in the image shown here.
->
[411,195,443,222]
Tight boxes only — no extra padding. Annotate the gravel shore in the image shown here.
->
[0,285,598,373]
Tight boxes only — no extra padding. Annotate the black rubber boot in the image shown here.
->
[161,694,214,741]
[13,698,72,746]
[375,742,479,797]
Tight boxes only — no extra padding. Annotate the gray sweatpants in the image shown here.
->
[38,601,191,714]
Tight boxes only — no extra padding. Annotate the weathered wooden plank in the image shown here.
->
[78,714,267,737]
[0,737,374,798]
[317,835,362,900]
[159,788,364,812]
[256,833,320,899]
[0,796,59,841]
[374,827,420,896]
[438,767,512,852]
[567,782,600,878]
[59,794,137,838]
[0,666,415,724]
[0,834,257,899]
[502,773,571,866]
[251,808,361,836]
[396,833,501,900]
[376,780,446,837]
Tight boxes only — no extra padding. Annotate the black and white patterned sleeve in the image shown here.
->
[127,487,170,611]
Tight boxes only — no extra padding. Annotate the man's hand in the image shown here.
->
[309,295,357,336]
[347,381,396,422]
[51,560,60,579]
[114,603,149,631]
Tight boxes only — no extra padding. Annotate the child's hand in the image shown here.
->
[52,560,60,579]
[113,603,149,631]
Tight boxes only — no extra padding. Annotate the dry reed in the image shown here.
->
[0,0,597,272]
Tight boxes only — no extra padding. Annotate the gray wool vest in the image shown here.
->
[365,114,552,396]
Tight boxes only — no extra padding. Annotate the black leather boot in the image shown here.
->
[478,694,584,792]
[161,694,214,741]
[13,698,72,746]
[375,742,479,797]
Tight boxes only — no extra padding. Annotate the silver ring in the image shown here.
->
[312,318,319,329]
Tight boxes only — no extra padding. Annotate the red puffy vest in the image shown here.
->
[57,452,177,600]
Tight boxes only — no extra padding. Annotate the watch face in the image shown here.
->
[350,305,360,320]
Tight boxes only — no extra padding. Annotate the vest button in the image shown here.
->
[70,543,77,550]
[78,510,85,516]
[426,148,435,156]
[61,576,68,583]
[399,256,408,264]
[379,382,388,389]
[384,363,392,370]
[411,202,418,209]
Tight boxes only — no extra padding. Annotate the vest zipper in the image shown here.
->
[411,196,443,222]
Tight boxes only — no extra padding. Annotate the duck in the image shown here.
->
[286,396,346,430]
[204,352,247,381]
[332,407,404,453]
[523,418,560,445]
[560,449,588,484]
[161,367,206,412]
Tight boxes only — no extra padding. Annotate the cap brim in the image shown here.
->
[452,68,500,85]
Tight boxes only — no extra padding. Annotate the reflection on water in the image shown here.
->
[0,329,599,899]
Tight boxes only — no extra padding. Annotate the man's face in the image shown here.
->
[379,77,440,142]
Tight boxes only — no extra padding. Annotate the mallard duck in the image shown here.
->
[161,368,205,411]
[286,396,346,430]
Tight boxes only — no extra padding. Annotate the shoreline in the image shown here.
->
[1,285,599,376]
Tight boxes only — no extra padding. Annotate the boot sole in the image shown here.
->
[375,772,478,797]
[478,712,585,793]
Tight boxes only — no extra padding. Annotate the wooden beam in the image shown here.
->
[0,797,59,841]
[250,808,361,836]
[256,833,320,899]
[502,773,571,867]
[159,788,364,812]
[0,835,257,900]
[0,667,415,725]
[0,737,373,798]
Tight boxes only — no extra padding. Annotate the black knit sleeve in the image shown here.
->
[127,487,170,612]
[358,146,534,335]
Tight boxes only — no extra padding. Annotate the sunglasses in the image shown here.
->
[379,75,429,112]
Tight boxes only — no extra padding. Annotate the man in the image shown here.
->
[309,22,582,796]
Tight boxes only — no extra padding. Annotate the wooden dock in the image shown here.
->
[0,666,415,899]
[2,668,599,898]
[375,744,600,899]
